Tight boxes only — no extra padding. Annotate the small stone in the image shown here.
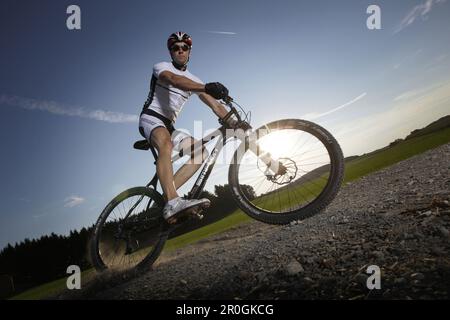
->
[285,259,305,275]
[256,273,267,283]
[437,226,449,238]
[431,247,446,255]
[355,274,368,285]
[321,258,336,268]
[394,277,406,285]
[413,231,424,239]
[410,273,425,281]
[420,210,432,217]
[180,279,188,285]
[305,257,317,264]
[412,279,422,286]
[371,251,385,260]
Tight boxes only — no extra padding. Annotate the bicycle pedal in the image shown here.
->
[187,207,204,220]
[193,212,204,220]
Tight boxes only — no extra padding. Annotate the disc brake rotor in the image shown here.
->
[257,157,298,185]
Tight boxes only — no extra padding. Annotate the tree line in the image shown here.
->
[0,183,255,298]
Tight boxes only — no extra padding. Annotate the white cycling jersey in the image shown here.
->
[142,61,203,123]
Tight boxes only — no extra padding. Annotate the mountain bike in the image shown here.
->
[89,97,344,272]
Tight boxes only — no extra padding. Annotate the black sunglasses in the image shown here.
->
[171,44,190,52]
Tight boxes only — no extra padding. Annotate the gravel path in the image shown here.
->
[60,143,450,300]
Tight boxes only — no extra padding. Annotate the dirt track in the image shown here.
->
[59,143,450,300]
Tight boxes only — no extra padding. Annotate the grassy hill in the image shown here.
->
[344,114,450,161]
[405,115,450,140]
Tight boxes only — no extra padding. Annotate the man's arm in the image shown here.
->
[159,71,229,101]
[160,70,229,118]
[198,93,229,119]
[159,71,205,93]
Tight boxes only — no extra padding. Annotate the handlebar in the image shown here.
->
[223,96,234,104]
[221,96,242,122]
[218,96,252,131]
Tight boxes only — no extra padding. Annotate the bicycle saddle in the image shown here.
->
[133,139,151,150]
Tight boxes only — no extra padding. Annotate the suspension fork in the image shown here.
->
[236,130,283,175]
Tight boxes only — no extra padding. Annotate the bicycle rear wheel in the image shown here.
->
[229,119,344,224]
[90,187,169,272]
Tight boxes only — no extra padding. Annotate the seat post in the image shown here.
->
[134,139,159,190]
[147,145,159,190]
[149,145,158,163]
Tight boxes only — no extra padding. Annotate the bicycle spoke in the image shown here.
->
[298,167,330,183]
[237,125,335,214]
[253,182,276,208]
[96,190,164,272]
[251,177,270,196]
[292,143,326,159]
[276,185,283,212]
[296,170,328,197]
[300,161,329,167]
[268,183,279,212]
[290,152,328,163]
[292,134,316,157]
[289,181,309,209]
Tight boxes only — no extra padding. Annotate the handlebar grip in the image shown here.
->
[221,109,234,123]
[223,96,233,104]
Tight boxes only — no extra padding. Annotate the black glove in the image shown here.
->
[205,82,229,100]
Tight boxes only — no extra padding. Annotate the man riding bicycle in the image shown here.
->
[138,31,234,224]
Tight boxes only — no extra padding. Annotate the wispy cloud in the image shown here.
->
[32,212,50,219]
[394,0,447,34]
[393,49,423,69]
[424,53,450,73]
[393,81,445,102]
[32,196,85,219]
[0,94,138,123]
[204,30,237,35]
[332,80,450,157]
[64,196,85,208]
[301,93,367,120]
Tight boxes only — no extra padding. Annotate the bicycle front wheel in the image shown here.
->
[90,187,168,272]
[229,119,344,224]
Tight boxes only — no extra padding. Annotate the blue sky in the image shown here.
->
[1,0,450,249]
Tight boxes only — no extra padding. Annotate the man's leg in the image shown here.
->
[149,128,211,224]
[173,137,208,190]
[150,127,178,201]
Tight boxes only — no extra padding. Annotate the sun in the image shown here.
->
[256,130,297,160]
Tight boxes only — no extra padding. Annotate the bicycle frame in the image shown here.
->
[145,124,235,200]
[121,99,304,229]
[142,98,282,206]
